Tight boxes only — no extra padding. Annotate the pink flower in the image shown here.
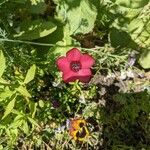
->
[56,48,95,83]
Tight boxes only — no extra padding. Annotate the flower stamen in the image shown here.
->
[70,61,81,72]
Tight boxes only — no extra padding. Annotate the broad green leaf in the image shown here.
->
[139,50,150,69]
[2,95,16,119]
[109,28,137,48]
[57,0,97,34]
[50,25,74,56]
[14,19,57,40]
[125,8,142,19]
[110,1,150,48]
[0,50,6,78]
[128,18,150,48]
[17,86,31,98]
[69,0,97,34]
[24,64,36,84]
[115,0,149,9]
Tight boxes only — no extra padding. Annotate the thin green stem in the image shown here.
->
[0,38,55,47]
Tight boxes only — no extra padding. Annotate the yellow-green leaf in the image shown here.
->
[0,50,6,78]
[17,86,31,98]
[139,49,150,69]
[14,19,57,40]
[22,121,29,134]
[0,78,10,85]
[24,64,36,84]
[2,95,16,119]
[28,117,40,127]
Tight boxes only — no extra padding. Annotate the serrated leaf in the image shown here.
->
[2,95,16,119]
[24,64,36,84]
[0,50,6,78]
[14,19,57,40]
[17,86,31,98]
[139,49,150,69]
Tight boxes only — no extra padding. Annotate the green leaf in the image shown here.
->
[0,50,6,78]
[115,0,149,9]
[38,100,44,108]
[10,115,23,128]
[22,121,29,134]
[50,25,74,56]
[28,117,40,128]
[29,0,46,14]
[57,0,97,34]
[11,0,27,3]
[0,145,3,149]
[139,49,150,69]
[24,64,36,84]
[30,0,43,5]
[0,78,10,85]
[0,87,14,101]
[14,19,57,40]
[109,28,137,48]
[17,86,31,98]
[2,95,16,119]
[128,18,150,48]
[29,101,37,118]
[83,102,97,118]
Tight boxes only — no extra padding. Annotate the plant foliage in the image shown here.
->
[0,0,150,149]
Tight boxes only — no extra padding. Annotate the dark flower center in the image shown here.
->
[70,61,81,72]
[79,122,84,128]
[76,127,87,138]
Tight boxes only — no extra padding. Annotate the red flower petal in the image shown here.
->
[66,48,81,62]
[62,71,77,83]
[80,54,95,69]
[62,69,92,83]
[78,69,92,82]
[56,56,70,73]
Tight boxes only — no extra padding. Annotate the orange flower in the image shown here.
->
[70,118,86,130]
[69,118,89,141]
